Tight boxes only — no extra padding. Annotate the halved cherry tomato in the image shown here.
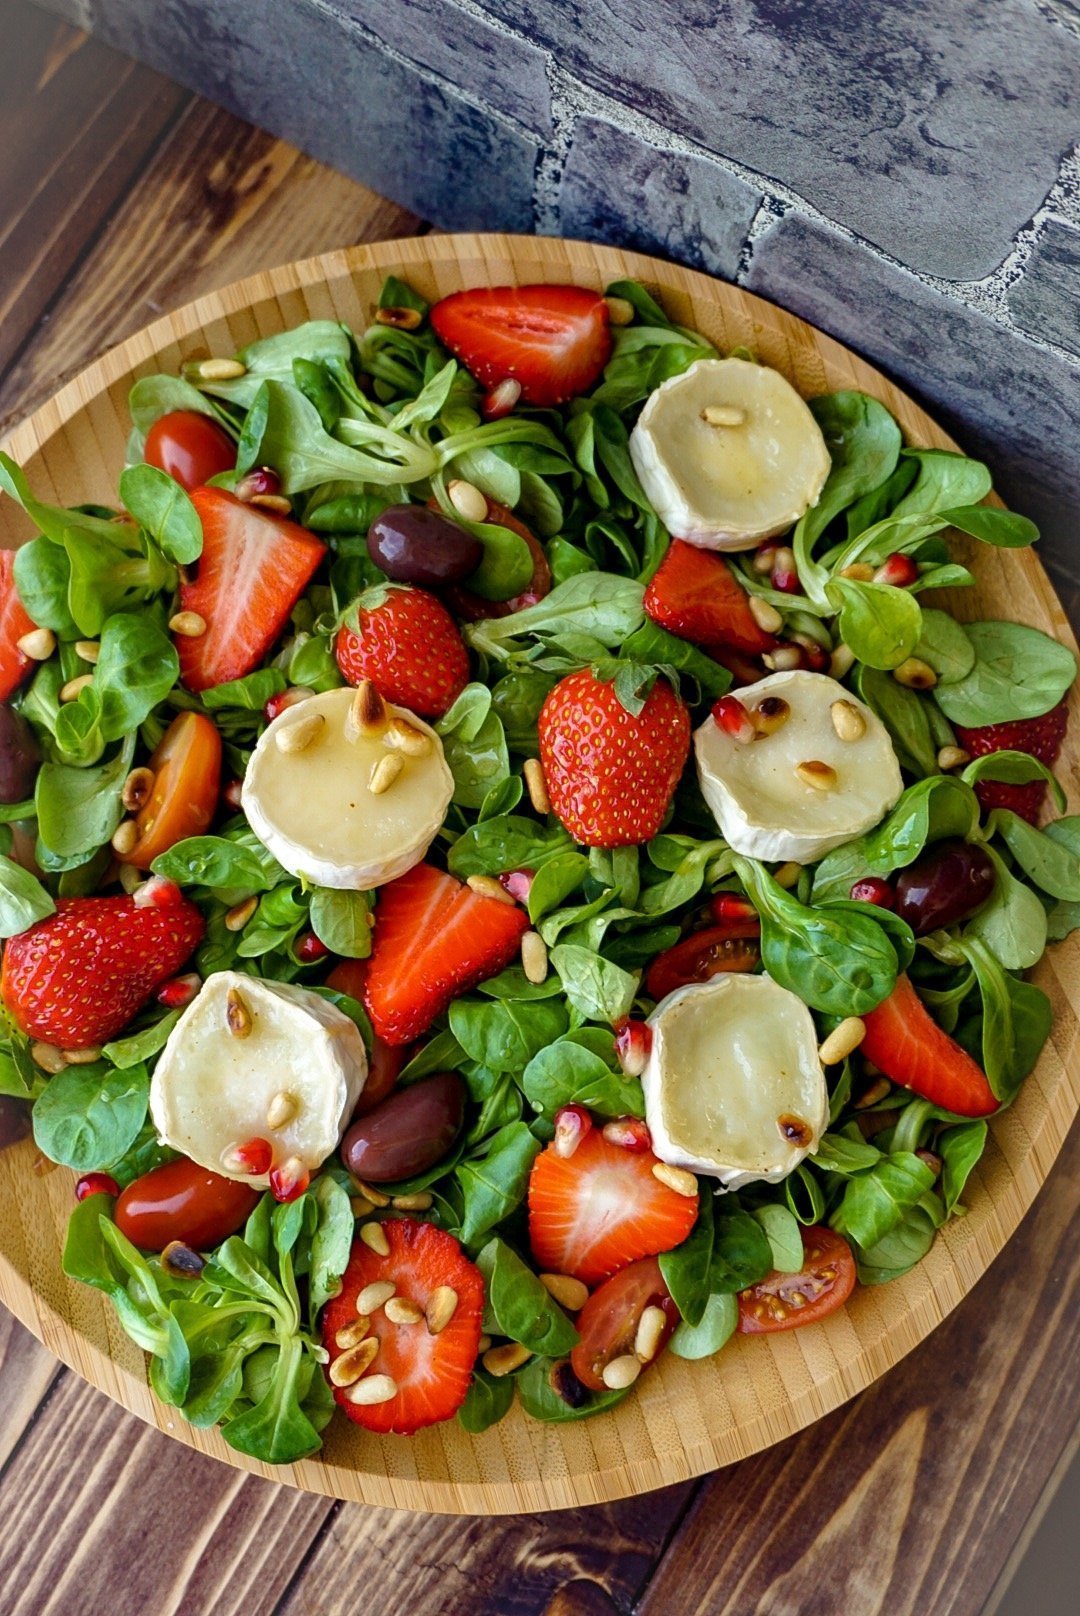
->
[737,1225,856,1333]
[114,1157,260,1252]
[126,711,223,869]
[645,920,760,1001]
[443,499,552,621]
[326,959,409,1115]
[144,411,235,491]
[570,1256,679,1392]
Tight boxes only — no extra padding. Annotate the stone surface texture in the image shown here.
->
[30,0,1080,569]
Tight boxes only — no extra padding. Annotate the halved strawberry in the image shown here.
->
[643,540,775,657]
[860,973,998,1117]
[430,284,612,407]
[528,1127,699,1286]
[335,583,469,719]
[1,894,204,1050]
[321,1219,483,1434]
[364,863,529,1045]
[0,549,37,700]
[178,488,326,691]
[954,701,1068,824]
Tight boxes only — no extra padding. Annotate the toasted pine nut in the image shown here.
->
[839,562,875,582]
[357,1280,396,1315]
[225,896,258,931]
[524,756,551,815]
[425,1285,459,1335]
[375,305,422,330]
[635,1304,668,1363]
[701,404,746,427]
[329,1337,380,1386]
[345,1373,398,1405]
[893,657,937,690]
[17,627,56,661]
[359,1222,391,1257]
[818,1016,866,1065]
[855,1076,892,1110]
[354,1179,390,1208]
[521,930,549,985]
[169,611,207,638]
[829,641,855,679]
[347,679,388,740]
[30,1042,67,1074]
[795,760,838,792]
[368,753,404,795]
[225,987,253,1039]
[384,717,431,757]
[74,640,101,664]
[748,595,783,634]
[265,1090,298,1129]
[482,1342,532,1377]
[110,819,139,856]
[60,674,94,701]
[752,695,790,735]
[447,479,488,523]
[467,873,515,905]
[763,646,802,672]
[122,767,155,812]
[384,1296,424,1325]
[248,493,292,514]
[183,356,246,381]
[64,1045,103,1065]
[539,1273,589,1312]
[830,699,866,742]
[652,1162,698,1198]
[774,861,802,888]
[334,1317,370,1351]
[349,1195,375,1218]
[392,1191,433,1211]
[604,294,635,325]
[276,710,325,754]
[602,1354,641,1390]
[937,745,970,771]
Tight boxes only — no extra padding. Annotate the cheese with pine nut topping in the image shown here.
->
[628,358,831,550]
[642,975,828,1187]
[149,972,367,1185]
[242,686,453,889]
[694,670,903,863]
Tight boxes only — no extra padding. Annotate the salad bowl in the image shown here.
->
[0,233,1077,1514]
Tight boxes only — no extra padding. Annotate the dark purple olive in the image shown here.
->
[894,839,996,935]
[342,1071,465,1183]
[367,504,483,587]
[0,705,40,804]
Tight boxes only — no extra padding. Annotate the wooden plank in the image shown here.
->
[634,1128,1079,1616]
[0,1312,60,1473]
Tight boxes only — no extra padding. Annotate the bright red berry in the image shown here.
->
[335,585,469,720]
[75,1172,119,1201]
[431,284,612,407]
[850,876,895,908]
[295,932,330,963]
[712,694,756,745]
[954,701,1068,824]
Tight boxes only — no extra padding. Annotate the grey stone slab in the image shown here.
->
[481,0,1080,279]
[558,115,761,279]
[63,0,539,231]
[1007,220,1080,358]
[330,0,553,135]
[745,213,1080,595]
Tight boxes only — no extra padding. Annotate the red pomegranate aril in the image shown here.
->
[224,1136,273,1176]
[482,378,522,420]
[850,876,895,909]
[712,694,756,745]
[554,1104,592,1159]
[791,635,829,672]
[75,1172,119,1201]
[157,972,201,1008]
[873,552,919,588]
[614,1017,652,1077]
[264,686,314,723]
[709,892,759,926]
[601,1116,652,1152]
[500,868,535,903]
[269,1155,310,1202]
[296,932,330,963]
[235,466,282,502]
[771,547,799,593]
[893,839,996,936]
[133,875,182,910]
[223,777,244,810]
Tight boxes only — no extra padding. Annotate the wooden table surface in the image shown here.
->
[0,6,1077,1613]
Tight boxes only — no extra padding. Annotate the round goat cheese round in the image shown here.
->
[149,971,367,1185]
[695,670,903,863]
[642,974,828,1188]
[242,686,454,890]
[628,357,831,550]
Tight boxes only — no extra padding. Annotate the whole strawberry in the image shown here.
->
[2,894,204,1050]
[538,668,691,848]
[954,700,1068,824]
[335,584,469,719]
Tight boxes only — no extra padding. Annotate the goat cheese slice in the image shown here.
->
[695,669,903,863]
[149,972,367,1184]
[628,357,831,550]
[642,974,828,1188]
[242,685,454,890]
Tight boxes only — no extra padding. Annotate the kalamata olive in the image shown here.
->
[894,839,996,935]
[367,504,483,586]
[342,1071,465,1183]
[0,705,40,803]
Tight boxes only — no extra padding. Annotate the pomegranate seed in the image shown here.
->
[264,686,315,723]
[133,874,182,910]
[614,1017,652,1077]
[481,378,522,420]
[499,868,535,903]
[602,1116,653,1152]
[75,1172,119,1201]
[223,777,244,810]
[709,892,759,926]
[873,552,919,588]
[752,539,781,575]
[850,876,895,909]
[771,547,799,593]
[711,694,756,745]
[791,634,830,672]
[235,466,282,501]
[157,972,201,1009]
[225,1136,273,1176]
[296,932,330,963]
[553,1104,592,1159]
[269,1155,310,1202]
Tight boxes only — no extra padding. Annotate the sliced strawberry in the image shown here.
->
[954,701,1068,824]
[644,540,775,656]
[178,488,326,692]
[335,583,469,719]
[364,863,528,1045]
[1,894,204,1050]
[860,973,998,1118]
[321,1219,483,1434]
[0,549,37,700]
[430,284,612,407]
[528,1127,699,1286]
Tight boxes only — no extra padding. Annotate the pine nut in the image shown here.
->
[467,873,515,905]
[748,595,783,634]
[830,699,866,742]
[604,295,635,325]
[752,695,790,735]
[225,896,258,931]
[122,767,155,812]
[937,745,970,771]
[482,1342,532,1377]
[169,611,207,638]
[539,1273,589,1312]
[265,1090,298,1129]
[60,674,94,701]
[818,1016,866,1065]
[375,305,422,330]
[652,1162,698,1198]
[64,1045,103,1065]
[384,717,431,757]
[276,710,325,754]
[349,1195,375,1218]
[855,1076,892,1110]
[334,1317,370,1351]
[118,863,142,894]
[74,639,101,664]
[17,627,56,660]
[183,356,246,381]
[368,753,404,795]
[774,861,802,888]
[764,646,802,672]
[701,404,746,427]
[329,1337,379,1386]
[521,930,549,985]
[345,1373,398,1405]
[839,562,875,582]
[392,1191,433,1211]
[354,1179,390,1208]
[448,479,488,523]
[225,987,253,1039]
[477,1335,492,1354]
[829,642,855,679]
[31,1042,68,1074]
[359,1222,391,1257]
[110,819,139,856]
[248,493,292,515]
[524,756,551,815]
[347,678,389,740]
[635,1305,668,1363]
[425,1285,459,1335]
[384,1296,424,1325]
[602,1354,641,1390]
[893,657,937,690]
[795,760,838,792]
[357,1280,396,1315]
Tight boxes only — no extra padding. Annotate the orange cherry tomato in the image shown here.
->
[645,920,760,1001]
[126,711,223,870]
[114,1157,260,1252]
[570,1256,679,1392]
[144,411,235,491]
[326,959,409,1115]
[737,1226,856,1333]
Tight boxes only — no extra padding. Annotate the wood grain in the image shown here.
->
[0,232,1076,1515]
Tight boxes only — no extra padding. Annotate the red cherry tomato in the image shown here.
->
[645,920,760,1001]
[114,1157,260,1252]
[737,1226,856,1333]
[570,1256,679,1392]
[127,711,223,869]
[326,959,408,1115]
[144,411,235,491]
